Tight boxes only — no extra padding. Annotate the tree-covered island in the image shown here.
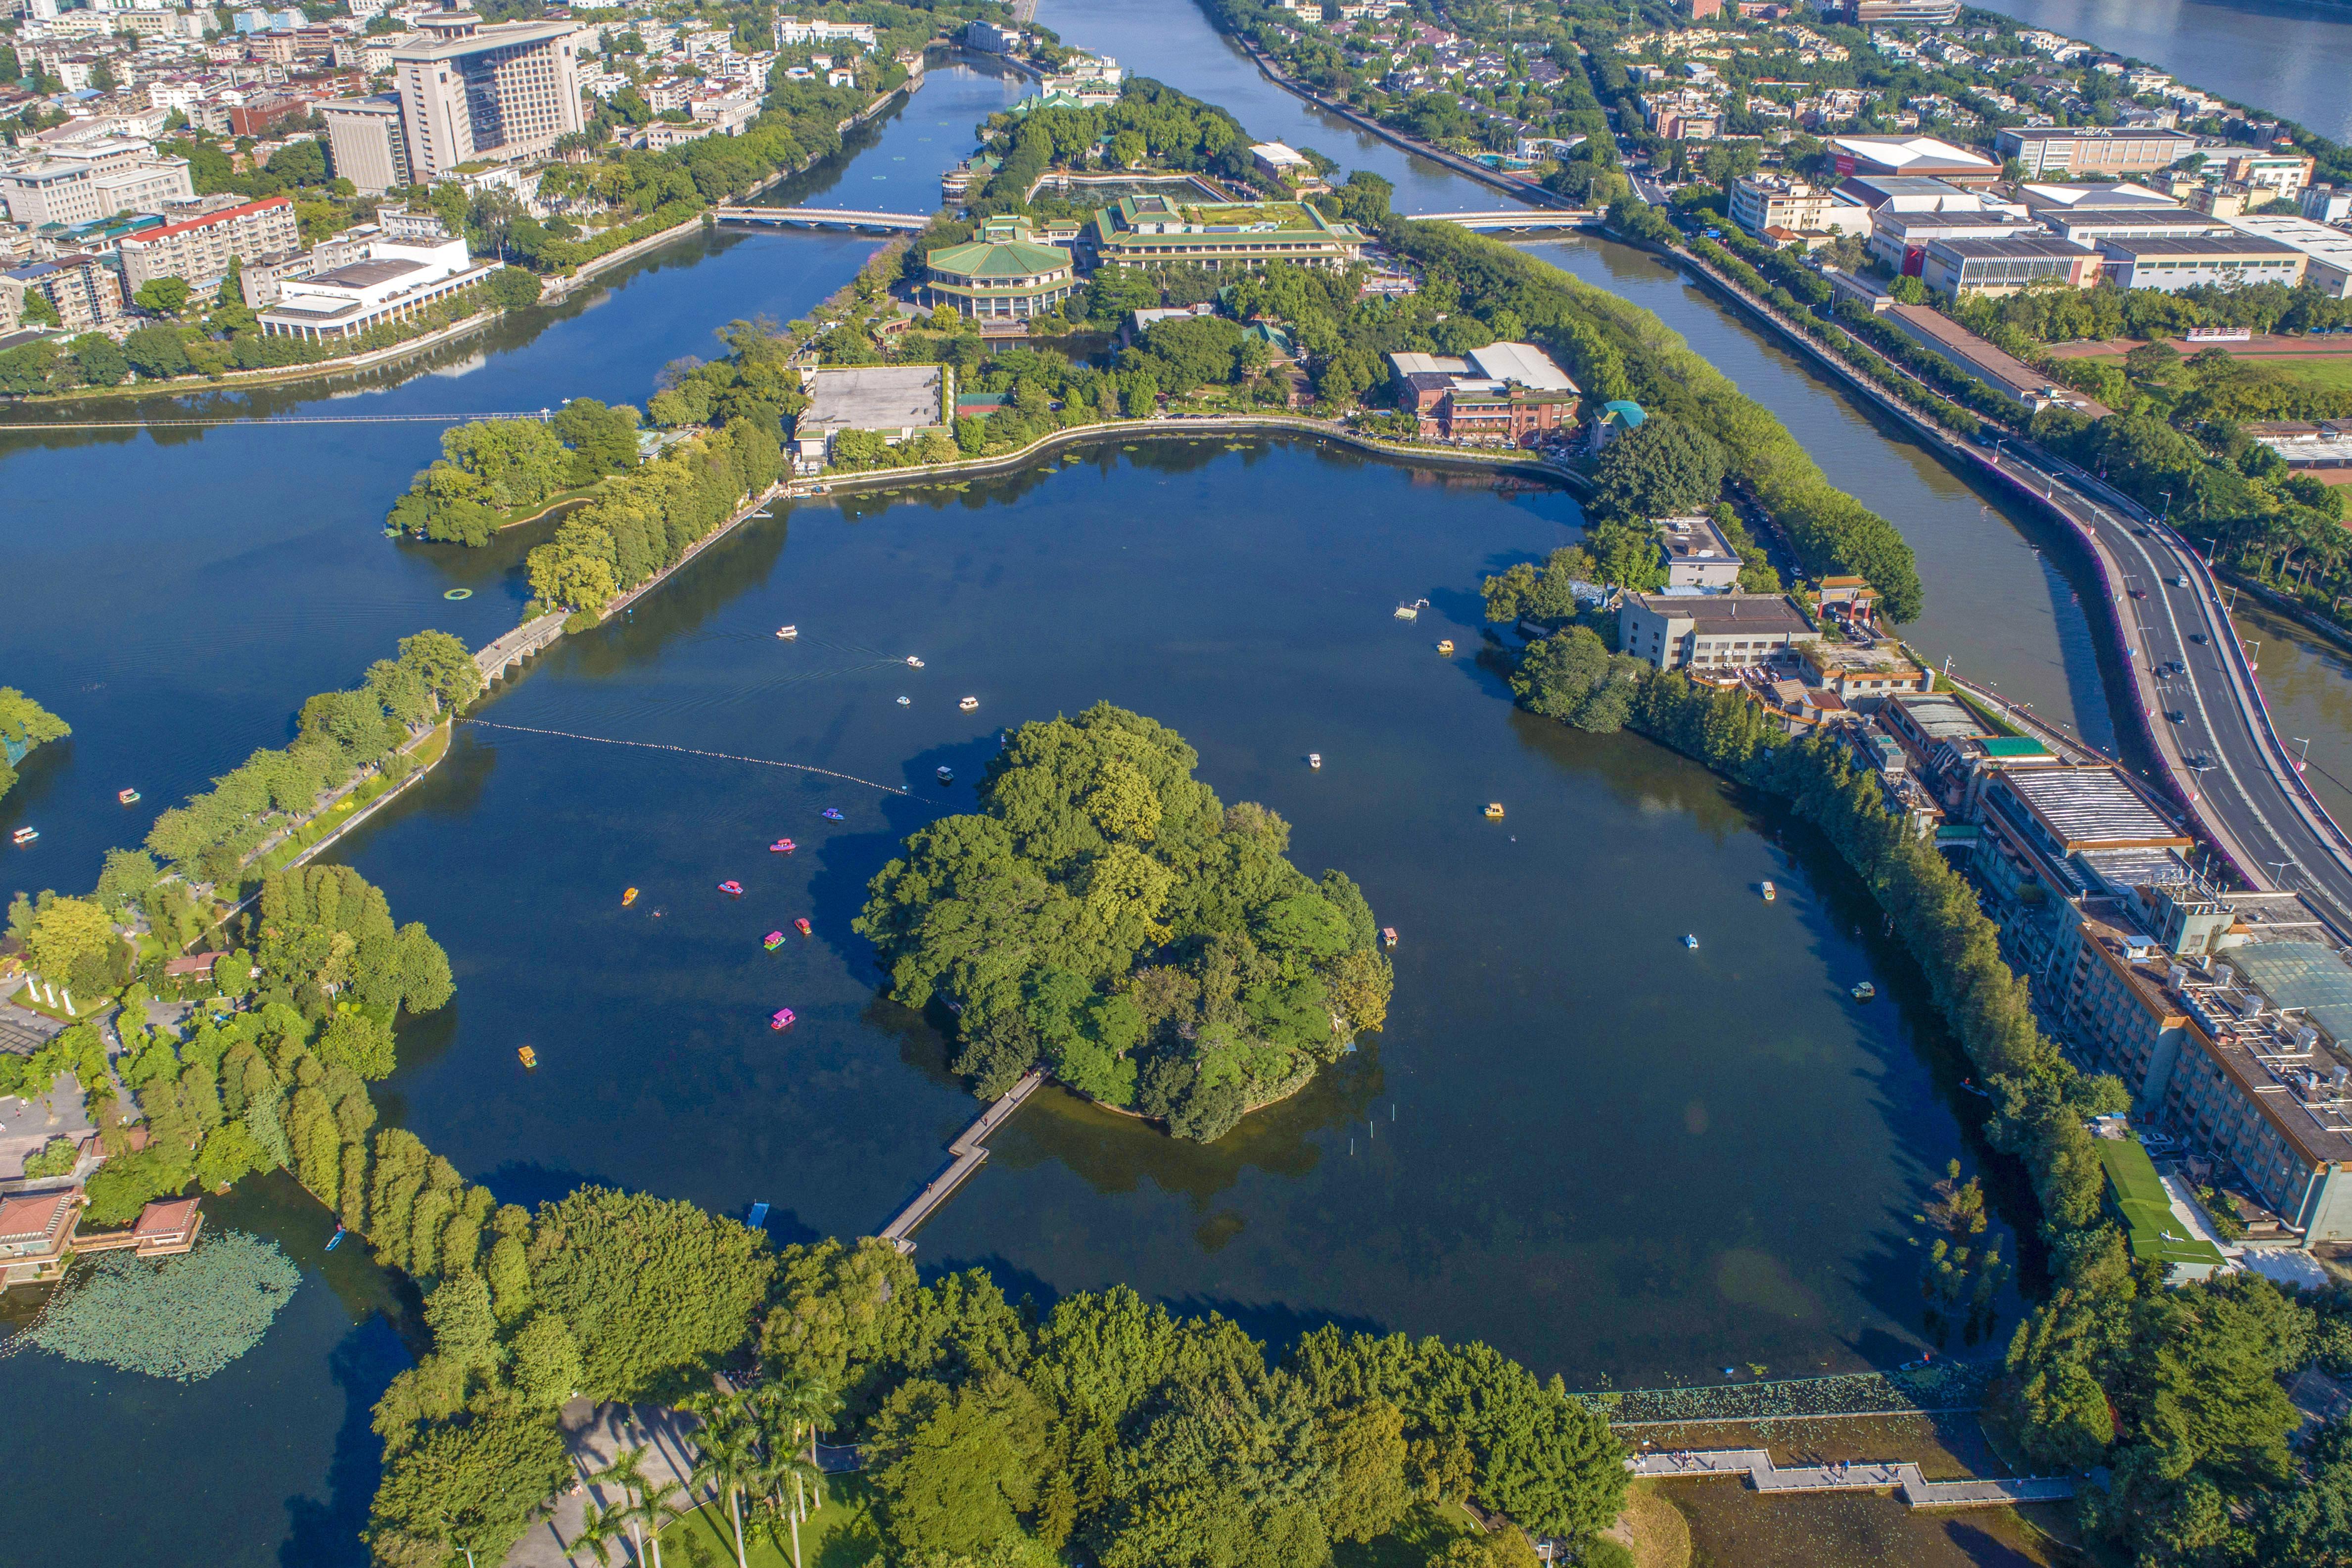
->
[857,704,1392,1140]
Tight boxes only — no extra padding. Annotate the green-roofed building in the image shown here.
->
[921,217,1076,321]
[1084,193,1367,273]
[2097,1132,2227,1283]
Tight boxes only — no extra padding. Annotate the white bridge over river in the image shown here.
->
[713,205,932,232]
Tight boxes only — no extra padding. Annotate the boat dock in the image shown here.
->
[876,1070,1045,1254]
[1627,1448,2075,1509]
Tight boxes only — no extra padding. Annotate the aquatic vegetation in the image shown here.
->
[21,1230,300,1382]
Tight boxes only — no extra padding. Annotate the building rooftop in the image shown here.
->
[1826,132,1999,176]
[2226,940,2352,1047]
[2097,1133,2229,1273]
[1998,765,2191,853]
[1628,591,1814,637]
[1928,233,2104,260]
[799,364,945,434]
[2095,232,2305,260]
[1889,692,1990,740]
[1658,513,1737,567]
[2017,180,2180,211]
[2226,213,2352,266]
[1464,340,1577,393]
[925,219,1070,281]
[1388,352,1472,378]
[304,257,426,288]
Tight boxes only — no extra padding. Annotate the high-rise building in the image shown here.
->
[319,95,412,194]
[391,1,585,184]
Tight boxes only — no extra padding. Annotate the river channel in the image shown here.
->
[2,6,2346,1562]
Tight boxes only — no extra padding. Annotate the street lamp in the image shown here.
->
[2159,490,2173,525]
[2295,737,2313,773]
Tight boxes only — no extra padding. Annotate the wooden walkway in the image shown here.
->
[876,1070,1044,1254]
[1628,1448,2075,1509]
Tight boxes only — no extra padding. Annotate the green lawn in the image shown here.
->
[2262,355,2352,393]
[654,1477,882,1568]
[652,1488,1483,1568]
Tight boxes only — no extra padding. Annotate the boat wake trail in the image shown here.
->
[457,719,909,794]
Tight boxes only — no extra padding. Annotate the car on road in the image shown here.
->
[2129,588,2148,599]
[2189,631,2207,644]
[2172,575,2192,588]
[2167,711,2188,723]
[2190,753,2213,768]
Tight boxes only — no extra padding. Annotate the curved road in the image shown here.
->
[1989,440,2352,933]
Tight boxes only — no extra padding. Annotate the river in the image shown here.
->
[0,12,2329,1565]
[1976,0,2352,145]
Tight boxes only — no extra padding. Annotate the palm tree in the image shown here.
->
[763,1450,827,1568]
[574,1499,636,1568]
[588,1444,658,1565]
[688,1396,765,1568]
[632,1467,686,1568]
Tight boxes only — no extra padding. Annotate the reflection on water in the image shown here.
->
[0,1170,416,1568]
[1035,0,1513,214]
[1974,0,2352,144]
[329,441,2025,1392]
[0,64,1021,885]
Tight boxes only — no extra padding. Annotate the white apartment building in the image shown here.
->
[1618,592,1821,674]
[0,140,194,228]
[391,3,586,183]
[1728,173,1867,239]
[319,95,412,195]
[118,192,300,290]
[774,15,876,48]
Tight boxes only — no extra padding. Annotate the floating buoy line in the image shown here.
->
[456,718,909,793]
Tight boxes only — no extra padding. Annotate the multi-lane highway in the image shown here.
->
[1984,440,2352,934]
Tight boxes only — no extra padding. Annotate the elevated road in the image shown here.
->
[1985,443,2352,933]
[1663,240,2352,936]
[712,205,931,232]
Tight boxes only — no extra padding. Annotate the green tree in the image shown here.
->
[368,1411,572,1568]
[134,277,192,316]
[26,896,116,988]
[526,1187,775,1401]
[1590,415,1728,521]
[121,325,192,380]
[69,332,129,386]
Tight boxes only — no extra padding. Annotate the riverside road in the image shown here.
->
[1989,440,2352,934]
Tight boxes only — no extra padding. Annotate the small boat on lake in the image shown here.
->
[748,1201,770,1229]
[764,931,785,950]
[777,625,798,639]
[326,1224,345,1251]
[1436,639,1455,656]
[1381,927,1398,950]
[1852,981,1876,1001]
[906,656,925,668]
[1394,604,1419,620]
[937,766,954,784]
[770,1007,797,1030]
[770,839,796,853]
[621,887,638,906]
[959,696,980,712]
[117,788,141,805]
[794,917,812,937]
[896,696,911,707]
[1308,753,1322,769]
[1484,803,1505,819]
[1761,880,1777,902]
[517,1045,538,1068]
[821,808,845,821]
[1683,934,1700,950]
[11,827,37,845]
[1959,1077,1990,1098]
[719,880,743,896]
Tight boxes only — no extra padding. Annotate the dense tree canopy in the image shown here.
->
[388,400,642,545]
[0,685,70,803]
[857,705,1392,1139]
[754,1242,1626,1564]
